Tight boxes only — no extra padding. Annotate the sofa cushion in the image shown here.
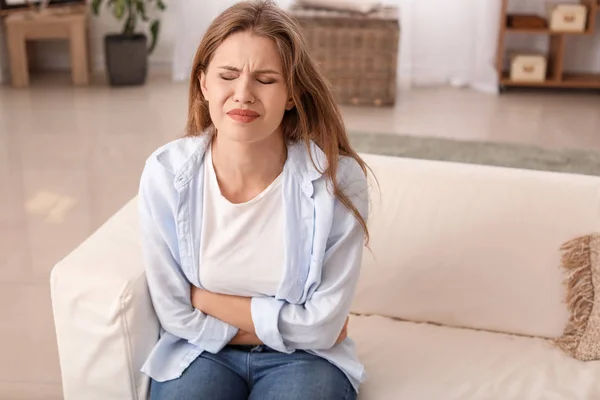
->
[351,314,600,399]
[353,154,600,339]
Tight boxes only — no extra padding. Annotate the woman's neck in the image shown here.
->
[210,130,287,204]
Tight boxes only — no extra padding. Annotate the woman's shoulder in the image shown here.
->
[299,141,368,207]
[336,155,367,185]
[292,140,366,185]
[144,135,210,175]
[139,135,211,202]
[336,155,369,212]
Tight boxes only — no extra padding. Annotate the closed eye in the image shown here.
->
[220,75,275,85]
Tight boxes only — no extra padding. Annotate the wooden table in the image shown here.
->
[5,6,89,88]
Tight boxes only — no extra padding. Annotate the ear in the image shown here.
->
[285,98,295,111]
[199,71,208,99]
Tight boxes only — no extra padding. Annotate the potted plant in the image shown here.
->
[91,0,166,86]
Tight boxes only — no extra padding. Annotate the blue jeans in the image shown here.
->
[150,345,357,400]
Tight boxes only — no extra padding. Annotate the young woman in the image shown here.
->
[138,1,370,399]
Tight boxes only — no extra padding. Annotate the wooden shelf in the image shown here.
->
[501,72,600,88]
[563,72,600,88]
[496,0,600,91]
[505,27,594,35]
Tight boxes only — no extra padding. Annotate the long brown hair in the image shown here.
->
[186,0,370,243]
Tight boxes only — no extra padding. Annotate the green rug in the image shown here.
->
[348,132,600,177]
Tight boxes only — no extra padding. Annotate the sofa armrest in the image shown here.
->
[51,198,158,400]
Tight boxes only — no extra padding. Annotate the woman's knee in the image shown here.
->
[300,360,356,400]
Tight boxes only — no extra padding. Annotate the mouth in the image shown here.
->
[227,109,260,123]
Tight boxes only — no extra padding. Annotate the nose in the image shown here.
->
[233,75,255,104]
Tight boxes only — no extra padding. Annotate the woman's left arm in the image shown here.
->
[193,160,368,352]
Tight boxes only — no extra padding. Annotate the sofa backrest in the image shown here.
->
[352,154,600,339]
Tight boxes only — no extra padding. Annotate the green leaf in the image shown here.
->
[148,19,160,55]
[113,0,125,20]
[136,0,148,21]
[97,0,163,36]
[91,0,102,15]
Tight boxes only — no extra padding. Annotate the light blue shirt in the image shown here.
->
[138,132,369,392]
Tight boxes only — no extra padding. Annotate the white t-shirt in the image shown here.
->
[199,145,285,297]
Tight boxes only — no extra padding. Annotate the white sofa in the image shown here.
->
[51,153,600,399]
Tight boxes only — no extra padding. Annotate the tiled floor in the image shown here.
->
[0,72,599,398]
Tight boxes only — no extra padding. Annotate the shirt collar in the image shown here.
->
[169,130,327,196]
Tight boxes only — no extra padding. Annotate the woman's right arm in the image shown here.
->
[139,159,238,354]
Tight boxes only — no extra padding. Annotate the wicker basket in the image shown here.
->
[290,5,400,106]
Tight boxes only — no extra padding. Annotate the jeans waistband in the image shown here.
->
[229,345,275,353]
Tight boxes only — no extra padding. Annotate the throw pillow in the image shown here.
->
[555,234,600,361]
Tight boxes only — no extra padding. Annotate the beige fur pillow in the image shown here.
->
[555,234,600,361]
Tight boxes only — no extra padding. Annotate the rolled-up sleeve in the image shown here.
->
[251,158,369,351]
[139,160,238,354]
[251,297,290,353]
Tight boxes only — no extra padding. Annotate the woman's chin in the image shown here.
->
[220,131,262,144]
[216,125,281,145]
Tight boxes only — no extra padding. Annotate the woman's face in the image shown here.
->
[200,31,294,144]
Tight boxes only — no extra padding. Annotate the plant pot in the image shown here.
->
[104,34,148,86]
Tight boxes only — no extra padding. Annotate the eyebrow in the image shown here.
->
[218,66,280,75]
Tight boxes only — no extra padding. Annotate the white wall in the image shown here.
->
[376,0,503,91]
